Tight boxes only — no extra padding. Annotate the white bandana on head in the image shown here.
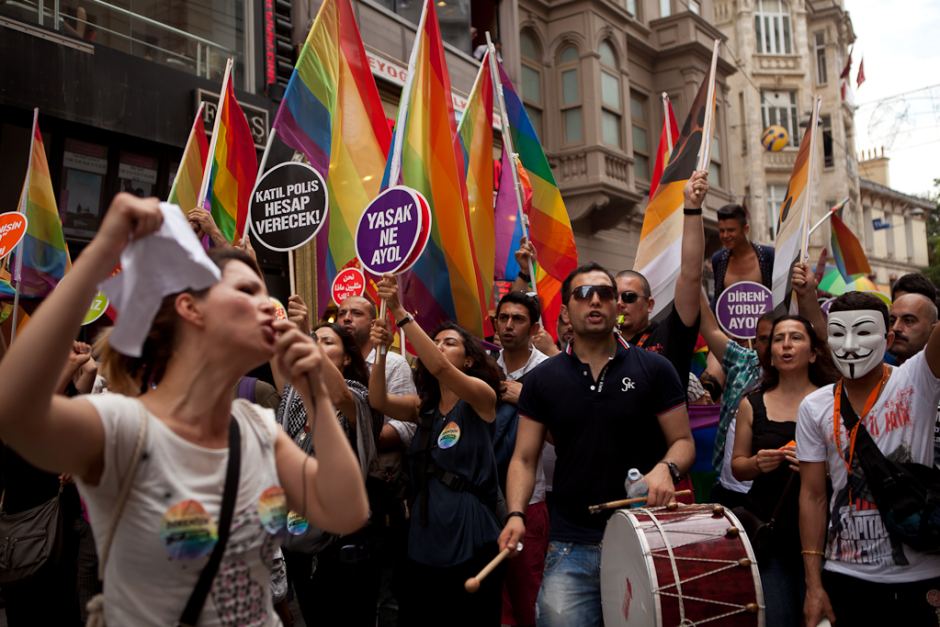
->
[827,309,888,379]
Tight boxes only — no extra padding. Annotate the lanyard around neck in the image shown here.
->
[832,365,890,476]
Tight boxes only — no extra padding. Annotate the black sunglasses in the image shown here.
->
[619,291,642,305]
[571,285,616,302]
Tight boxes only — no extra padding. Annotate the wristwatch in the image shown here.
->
[658,460,682,484]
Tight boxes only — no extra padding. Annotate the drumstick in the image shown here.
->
[464,547,513,593]
[588,490,692,514]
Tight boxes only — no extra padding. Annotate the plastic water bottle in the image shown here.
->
[625,468,648,508]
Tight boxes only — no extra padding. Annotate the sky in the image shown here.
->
[847,0,940,198]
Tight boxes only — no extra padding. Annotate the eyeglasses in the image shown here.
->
[570,284,616,302]
[619,291,642,305]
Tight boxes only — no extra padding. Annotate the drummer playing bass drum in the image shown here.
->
[498,261,695,627]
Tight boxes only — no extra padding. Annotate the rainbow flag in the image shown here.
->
[494,146,529,283]
[457,51,495,310]
[0,258,14,299]
[830,208,871,281]
[273,0,391,312]
[386,0,486,336]
[495,60,578,335]
[633,62,717,317]
[649,96,679,199]
[9,120,71,299]
[771,98,820,307]
[168,104,209,213]
[203,66,258,243]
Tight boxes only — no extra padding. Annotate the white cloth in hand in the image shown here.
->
[101,203,220,357]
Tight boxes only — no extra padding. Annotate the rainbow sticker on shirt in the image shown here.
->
[160,500,217,560]
[287,511,309,536]
[258,486,288,535]
[437,421,461,449]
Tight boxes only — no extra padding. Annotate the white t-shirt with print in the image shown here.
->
[77,394,285,626]
[796,351,940,583]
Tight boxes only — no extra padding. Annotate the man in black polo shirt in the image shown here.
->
[499,262,694,627]
[617,170,708,387]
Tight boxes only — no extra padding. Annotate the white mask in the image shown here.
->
[827,309,888,379]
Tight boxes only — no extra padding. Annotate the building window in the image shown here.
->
[599,41,622,148]
[626,0,637,17]
[761,90,798,148]
[754,0,792,55]
[863,203,874,251]
[738,91,748,155]
[821,114,834,168]
[660,0,671,17]
[61,139,108,241]
[814,31,828,85]
[688,0,701,14]
[520,30,544,139]
[767,183,788,240]
[631,91,650,181]
[559,45,582,145]
[905,214,914,262]
[709,134,722,188]
[376,0,472,53]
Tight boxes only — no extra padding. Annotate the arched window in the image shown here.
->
[755,0,792,54]
[630,91,650,180]
[558,45,582,145]
[520,30,544,139]
[598,40,622,148]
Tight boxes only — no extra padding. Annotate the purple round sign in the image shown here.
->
[716,281,773,340]
[355,186,423,276]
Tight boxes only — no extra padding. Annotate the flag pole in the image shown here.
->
[10,108,39,344]
[197,58,234,212]
[807,197,849,239]
[799,97,823,263]
[486,32,539,302]
[662,93,674,153]
[696,40,721,171]
[256,128,278,184]
[387,0,429,186]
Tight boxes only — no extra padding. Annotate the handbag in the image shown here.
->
[0,483,63,584]
[733,472,797,561]
[836,382,940,553]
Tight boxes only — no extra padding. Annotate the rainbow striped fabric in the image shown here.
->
[771,99,819,307]
[457,51,495,310]
[496,61,578,335]
[633,71,716,317]
[205,73,258,243]
[830,209,871,281]
[9,122,71,298]
[168,104,209,213]
[273,0,390,312]
[387,0,486,336]
[494,146,528,282]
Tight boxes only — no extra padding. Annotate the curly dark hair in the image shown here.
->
[760,315,837,391]
[413,322,501,415]
[314,322,370,387]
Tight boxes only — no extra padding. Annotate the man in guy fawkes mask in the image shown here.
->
[795,291,940,626]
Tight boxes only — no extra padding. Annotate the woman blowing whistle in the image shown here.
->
[0,193,367,626]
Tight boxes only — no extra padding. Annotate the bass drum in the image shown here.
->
[600,504,764,627]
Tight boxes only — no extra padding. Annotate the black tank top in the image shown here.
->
[745,390,801,556]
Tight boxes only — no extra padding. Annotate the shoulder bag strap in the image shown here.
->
[178,418,241,627]
[97,402,150,579]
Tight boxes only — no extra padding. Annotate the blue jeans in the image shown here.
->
[536,541,602,627]
[759,555,804,627]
